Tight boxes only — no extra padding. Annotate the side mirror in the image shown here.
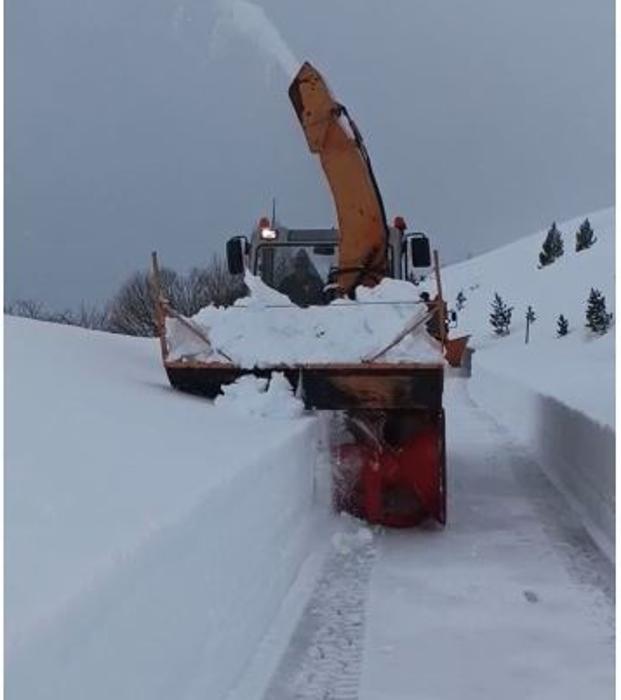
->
[226,236,248,275]
[408,233,431,268]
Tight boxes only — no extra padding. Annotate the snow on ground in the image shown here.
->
[357,379,613,700]
[5,209,615,699]
[469,360,615,560]
[262,519,376,699]
[470,331,613,428]
[5,314,614,699]
[229,378,613,700]
[436,207,614,427]
[5,317,322,699]
[167,273,443,367]
[432,208,615,556]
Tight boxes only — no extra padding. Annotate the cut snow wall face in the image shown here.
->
[468,364,614,561]
[6,419,320,700]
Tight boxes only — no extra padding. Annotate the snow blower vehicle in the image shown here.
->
[152,61,468,527]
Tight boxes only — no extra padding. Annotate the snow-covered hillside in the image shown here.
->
[439,207,614,427]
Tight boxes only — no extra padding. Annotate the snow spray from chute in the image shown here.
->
[210,0,300,79]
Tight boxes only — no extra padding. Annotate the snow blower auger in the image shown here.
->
[153,61,469,527]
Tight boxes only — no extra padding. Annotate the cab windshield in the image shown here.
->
[255,244,337,306]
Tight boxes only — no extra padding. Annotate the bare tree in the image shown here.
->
[5,299,46,319]
[5,298,110,330]
[106,257,244,337]
[71,303,111,330]
[185,255,246,313]
[6,300,73,326]
[107,267,181,337]
[7,254,245,338]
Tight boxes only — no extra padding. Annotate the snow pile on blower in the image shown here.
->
[214,373,305,419]
[166,272,443,367]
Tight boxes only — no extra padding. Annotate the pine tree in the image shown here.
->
[538,222,564,267]
[525,305,536,344]
[556,314,569,337]
[575,218,597,252]
[585,288,613,334]
[489,293,513,336]
[456,290,466,311]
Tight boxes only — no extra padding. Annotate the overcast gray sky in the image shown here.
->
[6,0,614,309]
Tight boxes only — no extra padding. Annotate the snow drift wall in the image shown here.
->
[468,362,614,560]
[7,419,320,700]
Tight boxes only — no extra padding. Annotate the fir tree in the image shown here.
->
[585,288,613,334]
[525,305,536,344]
[489,293,513,336]
[575,218,597,252]
[556,314,569,337]
[538,222,564,267]
[456,290,466,311]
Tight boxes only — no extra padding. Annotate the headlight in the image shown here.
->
[260,227,278,240]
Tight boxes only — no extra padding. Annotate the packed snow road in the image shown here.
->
[258,377,613,700]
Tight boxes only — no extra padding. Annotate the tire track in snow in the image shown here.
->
[264,526,376,700]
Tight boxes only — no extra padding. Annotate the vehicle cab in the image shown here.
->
[226,216,432,301]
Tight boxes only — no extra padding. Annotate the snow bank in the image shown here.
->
[7,422,320,700]
[471,332,614,430]
[167,273,444,367]
[468,359,614,560]
[6,317,322,699]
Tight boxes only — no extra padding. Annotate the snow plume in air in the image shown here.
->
[210,0,300,79]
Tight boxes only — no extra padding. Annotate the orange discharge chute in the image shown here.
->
[288,62,389,296]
